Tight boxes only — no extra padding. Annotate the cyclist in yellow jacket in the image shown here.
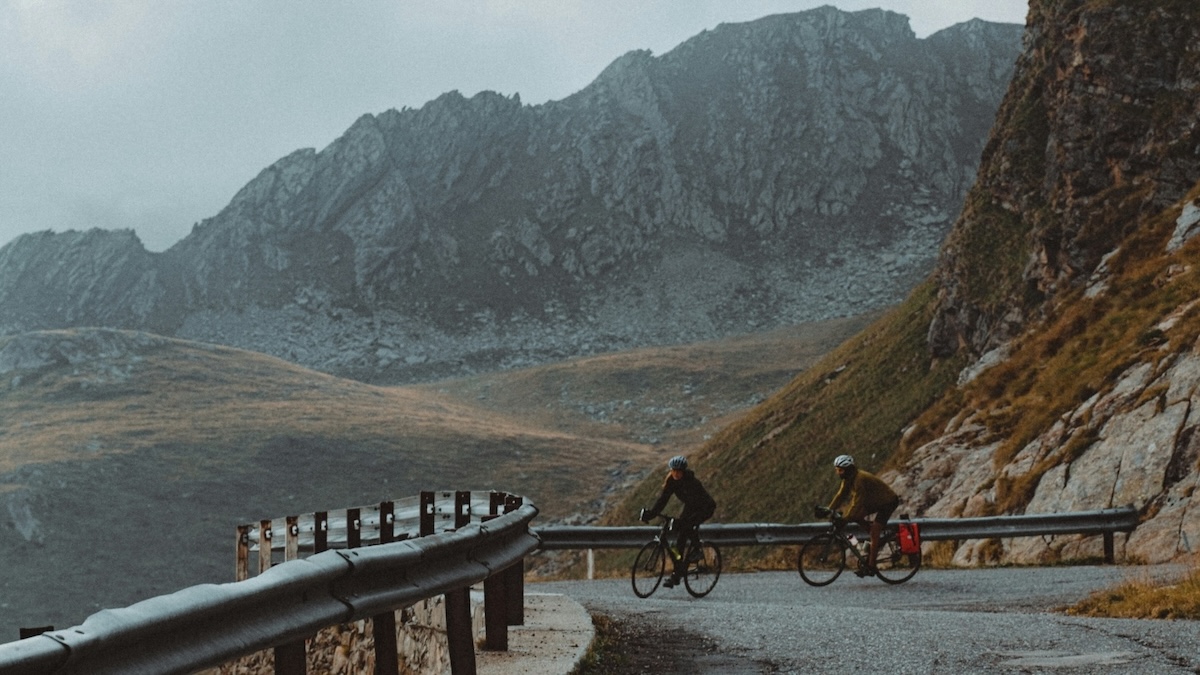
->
[828,454,899,576]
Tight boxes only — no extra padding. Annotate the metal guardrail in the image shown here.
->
[534,506,1140,551]
[0,504,1139,673]
[0,498,539,675]
[243,493,500,553]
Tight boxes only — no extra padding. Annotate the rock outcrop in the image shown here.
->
[890,0,1200,564]
[0,9,1022,383]
[927,0,1200,359]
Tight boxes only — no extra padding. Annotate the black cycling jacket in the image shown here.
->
[646,469,716,521]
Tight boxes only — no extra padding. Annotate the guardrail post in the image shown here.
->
[285,516,299,561]
[261,517,307,673]
[445,491,477,674]
[314,511,328,553]
[489,491,506,516]
[348,508,362,549]
[445,587,476,675]
[274,641,306,675]
[1103,532,1115,564]
[481,513,508,652]
[420,491,435,536]
[372,499,400,675]
[379,500,395,543]
[259,519,273,576]
[236,524,251,581]
[504,495,525,626]
[455,491,471,528]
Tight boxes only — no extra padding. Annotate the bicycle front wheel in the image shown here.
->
[874,535,920,584]
[631,540,666,598]
[798,533,846,586]
[683,542,722,598]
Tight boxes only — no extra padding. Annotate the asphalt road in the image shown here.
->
[537,565,1199,674]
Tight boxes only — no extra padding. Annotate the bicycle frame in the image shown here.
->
[631,515,722,598]
[797,507,920,585]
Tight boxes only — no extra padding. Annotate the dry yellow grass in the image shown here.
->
[422,314,877,453]
[1,315,870,524]
[0,337,614,471]
[1066,559,1200,620]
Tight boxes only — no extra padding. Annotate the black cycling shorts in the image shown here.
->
[870,498,900,526]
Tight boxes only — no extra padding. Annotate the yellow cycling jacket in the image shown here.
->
[829,469,898,519]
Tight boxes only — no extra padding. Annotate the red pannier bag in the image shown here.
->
[896,516,921,555]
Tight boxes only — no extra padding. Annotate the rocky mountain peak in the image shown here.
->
[0,8,1024,384]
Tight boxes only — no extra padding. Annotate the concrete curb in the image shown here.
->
[476,592,595,675]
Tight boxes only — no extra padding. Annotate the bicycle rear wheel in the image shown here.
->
[631,540,666,598]
[797,533,846,586]
[683,542,722,598]
[874,534,920,584]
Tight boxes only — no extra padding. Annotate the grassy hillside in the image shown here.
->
[422,315,876,457]
[591,184,1200,575]
[0,314,870,634]
[589,281,968,572]
[0,333,640,518]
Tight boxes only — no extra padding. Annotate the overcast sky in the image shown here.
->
[0,1,1028,252]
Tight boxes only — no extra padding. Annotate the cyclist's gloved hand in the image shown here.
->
[639,508,650,523]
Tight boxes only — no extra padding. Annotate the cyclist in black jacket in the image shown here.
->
[641,455,717,587]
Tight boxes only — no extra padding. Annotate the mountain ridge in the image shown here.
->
[0,9,1023,384]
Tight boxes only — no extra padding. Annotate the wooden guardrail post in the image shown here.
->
[259,520,273,576]
[379,500,395,543]
[258,518,306,674]
[445,587,476,675]
[420,492,435,536]
[314,511,328,553]
[455,491,471,529]
[504,495,525,626]
[482,571,508,650]
[285,516,299,562]
[372,500,400,675]
[347,508,362,549]
[236,524,251,581]
[274,643,306,675]
[481,512,508,652]
[445,491,477,675]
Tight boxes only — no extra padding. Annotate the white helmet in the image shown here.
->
[833,454,855,469]
[668,455,688,470]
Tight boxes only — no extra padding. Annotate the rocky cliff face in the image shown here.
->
[0,8,1022,383]
[927,0,1200,359]
[889,0,1200,564]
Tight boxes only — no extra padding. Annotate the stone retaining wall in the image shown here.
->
[203,593,485,675]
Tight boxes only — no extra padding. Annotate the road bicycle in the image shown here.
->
[631,512,722,598]
[797,506,920,585]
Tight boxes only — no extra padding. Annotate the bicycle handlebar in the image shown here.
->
[638,510,678,529]
[814,505,845,523]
